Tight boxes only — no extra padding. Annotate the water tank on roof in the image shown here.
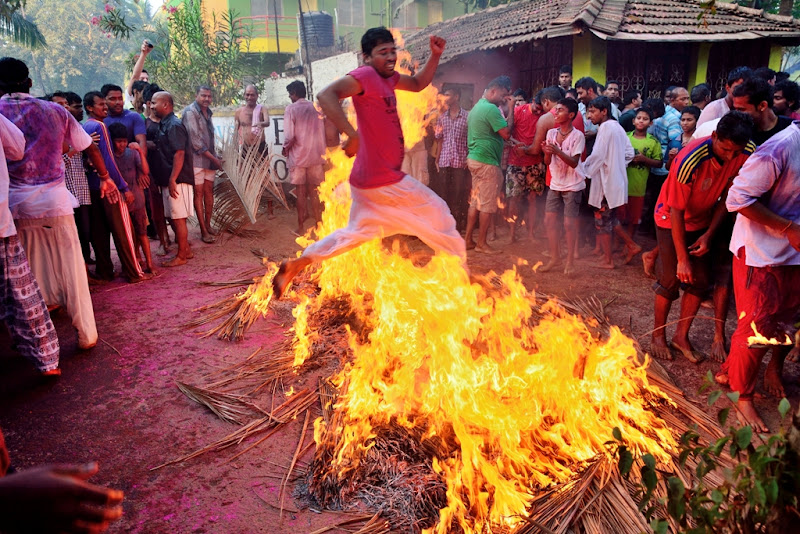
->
[298,11,335,49]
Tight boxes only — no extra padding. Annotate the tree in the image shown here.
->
[1,0,152,96]
[0,0,46,49]
[142,0,254,106]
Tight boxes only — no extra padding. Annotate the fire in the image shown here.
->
[262,34,675,532]
[747,321,793,347]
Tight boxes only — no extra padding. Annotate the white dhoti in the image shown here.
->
[303,175,466,263]
[14,215,98,348]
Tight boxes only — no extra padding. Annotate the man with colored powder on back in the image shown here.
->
[272,27,466,298]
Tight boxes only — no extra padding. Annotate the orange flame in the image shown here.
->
[747,321,793,347]
[272,34,675,532]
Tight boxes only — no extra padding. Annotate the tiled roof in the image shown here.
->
[404,0,800,64]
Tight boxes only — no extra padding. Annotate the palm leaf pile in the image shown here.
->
[165,272,736,533]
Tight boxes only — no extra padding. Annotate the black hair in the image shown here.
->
[444,86,461,99]
[642,98,665,118]
[716,111,754,147]
[664,85,677,100]
[574,77,597,93]
[559,65,572,75]
[100,84,124,97]
[108,122,129,141]
[486,75,511,92]
[681,105,701,121]
[597,84,605,93]
[540,86,562,104]
[732,76,773,108]
[63,91,82,105]
[361,27,394,57]
[606,79,620,88]
[566,88,578,99]
[196,85,212,94]
[533,89,542,105]
[635,107,654,121]
[727,66,753,87]
[0,57,30,94]
[132,80,149,94]
[286,80,306,98]
[141,69,148,74]
[622,90,641,107]
[143,83,162,103]
[512,88,528,101]
[587,95,612,114]
[754,67,776,82]
[558,97,578,116]
[83,91,105,111]
[690,83,711,104]
[776,71,791,83]
[51,91,68,101]
[775,79,800,111]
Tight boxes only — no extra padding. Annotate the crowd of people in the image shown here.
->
[1,26,799,531]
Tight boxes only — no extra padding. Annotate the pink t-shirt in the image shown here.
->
[348,65,405,189]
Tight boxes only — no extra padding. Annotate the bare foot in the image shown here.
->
[539,259,560,272]
[474,245,501,255]
[623,244,642,265]
[465,240,476,250]
[650,337,674,360]
[642,249,657,279]
[594,260,615,270]
[563,262,575,275]
[709,338,728,363]
[669,339,704,364]
[736,399,769,433]
[591,246,602,257]
[764,359,786,398]
[788,346,800,363]
[272,257,311,299]
[162,256,187,267]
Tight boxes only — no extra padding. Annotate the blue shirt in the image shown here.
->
[651,105,681,176]
[83,119,129,193]
[104,110,146,143]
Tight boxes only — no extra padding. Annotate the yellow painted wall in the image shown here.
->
[249,36,300,53]
[572,32,606,84]
[688,42,711,88]
[769,44,784,71]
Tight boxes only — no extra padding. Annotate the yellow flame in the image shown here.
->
[262,33,675,533]
[532,261,543,273]
[747,321,793,346]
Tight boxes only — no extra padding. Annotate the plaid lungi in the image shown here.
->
[0,234,59,371]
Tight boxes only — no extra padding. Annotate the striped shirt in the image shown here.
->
[436,107,469,169]
[655,136,755,231]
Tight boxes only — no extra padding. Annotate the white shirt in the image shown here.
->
[0,113,25,238]
[692,118,719,140]
[727,122,800,267]
[697,98,729,128]
[546,127,585,191]
[283,98,326,169]
[584,119,634,209]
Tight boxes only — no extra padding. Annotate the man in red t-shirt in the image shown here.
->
[273,28,465,297]
[650,111,755,362]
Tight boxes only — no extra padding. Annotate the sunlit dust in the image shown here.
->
[241,33,675,533]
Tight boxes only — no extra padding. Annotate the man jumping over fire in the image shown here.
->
[272,27,466,298]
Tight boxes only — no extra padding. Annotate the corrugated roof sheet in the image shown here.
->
[404,0,800,64]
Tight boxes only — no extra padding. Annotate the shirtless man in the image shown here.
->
[234,84,274,217]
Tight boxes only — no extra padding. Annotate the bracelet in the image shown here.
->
[780,220,794,235]
[98,172,110,180]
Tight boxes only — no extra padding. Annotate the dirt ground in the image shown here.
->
[1,202,798,534]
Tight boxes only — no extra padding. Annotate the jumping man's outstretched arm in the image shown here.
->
[396,36,445,93]
[317,75,364,157]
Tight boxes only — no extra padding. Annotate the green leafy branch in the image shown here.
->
[610,373,800,533]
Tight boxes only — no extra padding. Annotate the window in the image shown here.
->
[251,0,283,17]
[338,0,364,26]
[428,0,442,24]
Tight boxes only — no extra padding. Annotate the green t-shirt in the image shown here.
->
[467,98,507,166]
[626,132,662,197]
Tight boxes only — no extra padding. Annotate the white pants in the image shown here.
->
[303,176,465,263]
[15,215,97,348]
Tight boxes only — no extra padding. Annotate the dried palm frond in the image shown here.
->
[177,382,269,425]
[211,129,288,236]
